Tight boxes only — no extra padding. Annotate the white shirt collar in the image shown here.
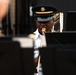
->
[34,29,41,40]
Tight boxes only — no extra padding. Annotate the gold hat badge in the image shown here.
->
[35,7,53,14]
[41,7,45,11]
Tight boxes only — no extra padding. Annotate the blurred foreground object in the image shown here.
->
[0,0,10,36]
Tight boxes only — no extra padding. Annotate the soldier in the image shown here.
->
[28,5,59,75]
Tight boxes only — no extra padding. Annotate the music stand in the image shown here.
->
[12,37,34,75]
[0,37,34,75]
[0,41,22,75]
[40,44,76,75]
[66,11,76,31]
[21,48,34,75]
[45,32,76,46]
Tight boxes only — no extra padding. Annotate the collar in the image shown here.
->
[34,29,41,40]
[34,28,56,39]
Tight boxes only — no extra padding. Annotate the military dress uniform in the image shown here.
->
[29,5,58,75]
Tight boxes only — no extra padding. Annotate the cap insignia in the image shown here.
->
[41,7,45,11]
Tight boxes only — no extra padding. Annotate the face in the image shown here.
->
[35,19,54,34]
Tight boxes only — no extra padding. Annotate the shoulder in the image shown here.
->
[28,33,35,40]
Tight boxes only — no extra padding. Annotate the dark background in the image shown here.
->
[31,0,76,32]
[2,0,76,35]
